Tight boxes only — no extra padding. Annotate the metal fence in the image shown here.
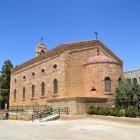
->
[9,105,49,114]
[8,106,68,121]
[32,107,69,122]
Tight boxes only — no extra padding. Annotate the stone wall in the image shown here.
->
[65,47,105,97]
[47,97,111,115]
[124,69,140,84]
[10,53,66,106]
[10,40,123,109]
[83,62,123,98]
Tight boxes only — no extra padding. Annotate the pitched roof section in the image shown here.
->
[11,40,123,74]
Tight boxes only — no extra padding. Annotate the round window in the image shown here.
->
[23,76,26,80]
[53,64,57,69]
[41,69,45,73]
[32,72,35,77]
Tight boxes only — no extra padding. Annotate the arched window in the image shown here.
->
[53,79,58,94]
[118,78,122,84]
[23,76,26,80]
[14,89,16,100]
[41,82,45,96]
[32,85,35,97]
[132,78,137,84]
[104,77,111,92]
[97,49,99,55]
[23,87,25,99]
[40,50,45,55]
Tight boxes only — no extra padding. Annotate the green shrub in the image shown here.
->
[136,110,140,117]
[97,107,110,115]
[87,106,96,115]
[87,105,140,118]
[87,106,110,115]
[125,107,137,118]
[109,107,123,117]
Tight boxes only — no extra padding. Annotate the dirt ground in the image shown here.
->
[0,119,140,140]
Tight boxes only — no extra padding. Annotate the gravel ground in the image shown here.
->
[0,119,140,140]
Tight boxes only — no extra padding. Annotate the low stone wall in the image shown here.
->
[0,110,8,120]
[47,97,111,115]
[8,113,32,121]
[60,114,140,125]
[0,115,3,120]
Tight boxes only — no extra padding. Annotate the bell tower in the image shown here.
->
[36,38,48,57]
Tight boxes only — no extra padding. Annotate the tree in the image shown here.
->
[115,79,140,108]
[0,60,13,109]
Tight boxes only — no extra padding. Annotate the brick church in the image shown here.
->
[9,39,123,114]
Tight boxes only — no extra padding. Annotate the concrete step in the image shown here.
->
[39,114,59,122]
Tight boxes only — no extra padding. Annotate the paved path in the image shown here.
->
[0,119,140,140]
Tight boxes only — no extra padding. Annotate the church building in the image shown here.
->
[9,39,123,114]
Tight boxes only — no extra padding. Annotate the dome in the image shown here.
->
[88,55,115,63]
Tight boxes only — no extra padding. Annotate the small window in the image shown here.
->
[14,89,16,100]
[32,85,35,97]
[132,78,137,84]
[104,77,111,92]
[91,87,96,91]
[14,79,17,83]
[53,64,57,69]
[118,78,121,84]
[23,76,26,80]
[40,50,45,55]
[41,82,45,96]
[41,69,45,74]
[97,49,99,55]
[32,72,35,77]
[53,79,58,94]
[23,87,26,99]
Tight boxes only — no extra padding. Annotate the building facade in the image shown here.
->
[124,69,140,84]
[9,40,123,114]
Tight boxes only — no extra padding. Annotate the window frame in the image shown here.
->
[53,79,58,94]
[41,82,45,96]
[23,87,26,100]
[14,89,16,100]
[32,85,35,98]
[104,77,111,92]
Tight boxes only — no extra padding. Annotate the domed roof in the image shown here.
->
[88,55,115,63]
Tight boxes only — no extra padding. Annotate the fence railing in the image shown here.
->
[8,106,68,121]
[9,105,49,114]
[32,107,68,122]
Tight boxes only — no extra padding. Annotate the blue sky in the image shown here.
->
[0,0,140,71]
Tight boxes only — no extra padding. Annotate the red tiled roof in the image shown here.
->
[11,40,123,74]
[88,55,115,63]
